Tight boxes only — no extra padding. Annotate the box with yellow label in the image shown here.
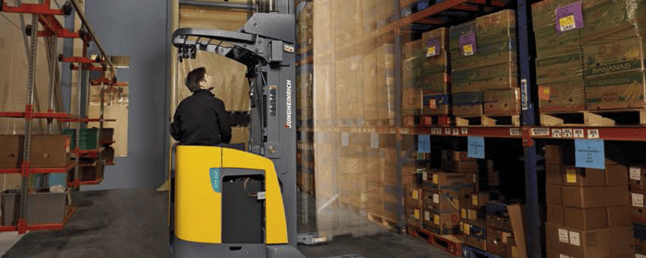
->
[423,190,461,213]
[462,207,488,225]
[423,171,475,193]
[487,227,514,258]
[585,70,646,110]
[406,206,423,228]
[538,78,586,113]
[405,186,424,209]
[461,221,487,250]
[422,209,460,235]
[582,36,646,79]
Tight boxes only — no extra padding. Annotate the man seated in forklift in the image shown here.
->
[171,67,232,146]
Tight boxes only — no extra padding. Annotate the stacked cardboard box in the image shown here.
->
[421,170,476,235]
[297,64,314,128]
[0,135,72,169]
[449,10,520,117]
[630,164,646,257]
[582,0,646,110]
[421,28,451,116]
[376,44,396,125]
[460,192,497,251]
[297,133,315,194]
[335,56,364,126]
[532,0,585,112]
[402,40,424,116]
[545,144,634,258]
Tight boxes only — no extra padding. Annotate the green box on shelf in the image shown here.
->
[533,26,581,58]
[63,128,99,150]
[535,51,584,85]
[450,39,517,70]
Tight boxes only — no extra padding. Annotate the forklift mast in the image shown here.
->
[171,0,298,247]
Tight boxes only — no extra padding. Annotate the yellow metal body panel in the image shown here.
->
[174,146,288,245]
[175,146,222,243]
[221,148,288,244]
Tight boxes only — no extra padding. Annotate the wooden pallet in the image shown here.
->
[406,224,462,256]
[367,212,399,231]
[540,109,646,126]
[377,119,396,127]
[455,115,520,126]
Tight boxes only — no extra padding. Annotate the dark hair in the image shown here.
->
[185,67,207,92]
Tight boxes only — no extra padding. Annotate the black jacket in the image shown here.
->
[171,89,232,146]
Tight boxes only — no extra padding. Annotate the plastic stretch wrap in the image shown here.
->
[533,0,646,112]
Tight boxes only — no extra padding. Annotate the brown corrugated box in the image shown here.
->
[0,135,72,169]
[544,144,575,166]
[547,203,565,226]
[545,223,634,258]
[405,186,423,208]
[546,249,634,258]
[487,227,514,258]
[563,207,608,231]
[483,88,521,116]
[561,166,605,187]
[546,165,563,185]
[629,165,646,192]
[632,192,646,223]
[424,189,461,213]
[406,205,423,228]
[546,184,563,205]
[461,221,487,251]
[423,209,460,235]
[562,186,630,208]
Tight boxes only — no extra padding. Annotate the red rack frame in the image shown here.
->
[0,162,77,175]
[0,206,76,234]
[67,177,104,188]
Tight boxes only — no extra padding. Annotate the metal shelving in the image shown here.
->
[0,0,121,233]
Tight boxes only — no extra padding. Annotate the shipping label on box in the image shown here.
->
[449,21,476,53]
[585,71,646,110]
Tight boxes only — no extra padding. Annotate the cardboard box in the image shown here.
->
[546,250,634,258]
[630,165,646,192]
[582,36,646,78]
[599,165,629,186]
[546,165,564,185]
[636,235,646,254]
[452,91,484,116]
[452,62,518,92]
[0,135,72,169]
[423,209,460,235]
[585,70,646,110]
[562,186,630,208]
[561,166,605,187]
[547,203,565,226]
[535,52,584,85]
[486,202,513,231]
[580,0,646,44]
[483,88,521,116]
[402,87,422,115]
[421,72,450,93]
[449,21,476,55]
[633,192,646,223]
[376,44,396,121]
[421,28,450,76]
[487,227,514,258]
[462,207,487,225]
[544,144,575,166]
[421,93,451,115]
[545,223,634,258]
[538,78,586,112]
[475,10,516,44]
[363,51,379,121]
[563,207,608,230]
[533,25,582,58]
[406,205,423,228]
[424,189,461,213]
[546,184,563,205]
[450,39,517,70]
[402,40,423,89]
[406,186,423,208]
[467,192,492,208]
[461,221,487,250]
[423,170,475,193]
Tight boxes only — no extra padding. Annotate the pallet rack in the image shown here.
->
[0,0,122,233]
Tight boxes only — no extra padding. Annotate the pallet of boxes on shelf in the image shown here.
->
[630,162,646,257]
[366,135,400,231]
[545,144,634,258]
[449,10,520,126]
[402,27,452,127]
[297,131,315,194]
[296,0,314,66]
[534,0,646,126]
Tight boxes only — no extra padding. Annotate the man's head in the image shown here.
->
[185,67,214,92]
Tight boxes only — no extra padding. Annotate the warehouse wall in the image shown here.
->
[82,0,171,190]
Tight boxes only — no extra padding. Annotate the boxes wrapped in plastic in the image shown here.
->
[483,88,521,116]
[403,40,424,88]
[585,70,646,110]
[581,0,646,44]
[538,79,586,112]
[582,35,646,78]
[376,44,396,122]
[422,93,451,115]
[450,39,517,70]
[533,26,581,58]
[453,92,484,116]
[421,28,450,75]
[403,87,422,115]
[452,62,518,92]
[475,9,516,45]
[449,21,476,54]
[363,51,379,122]
[335,56,363,126]
[535,52,583,85]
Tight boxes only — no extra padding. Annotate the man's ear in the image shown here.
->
[199,79,207,88]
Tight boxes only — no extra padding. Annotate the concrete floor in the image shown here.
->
[2,190,454,258]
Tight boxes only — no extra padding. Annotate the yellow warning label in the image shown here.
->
[461,209,467,219]
[414,209,420,219]
[472,195,478,206]
[434,215,440,225]
[433,174,438,184]
[463,224,470,235]
[412,190,418,200]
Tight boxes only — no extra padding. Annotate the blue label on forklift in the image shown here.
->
[210,168,221,193]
